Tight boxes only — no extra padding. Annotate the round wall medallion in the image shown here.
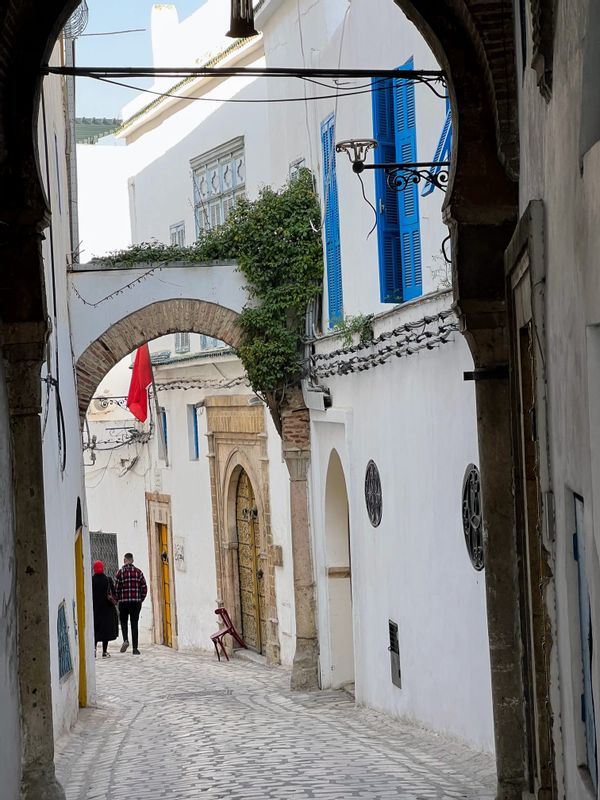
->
[462,464,484,570]
[365,460,382,527]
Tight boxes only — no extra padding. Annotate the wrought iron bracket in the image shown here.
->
[362,161,450,193]
[335,140,449,193]
[463,366,509,382]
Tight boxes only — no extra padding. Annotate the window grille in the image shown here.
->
[192,138,245,238]
[364,460,383,527]
[461,463,484,570]
[175,332,191,354]
[57,601,73,679]
[388,620,401,688]
[90,531,119,579]
[169,221,185,247]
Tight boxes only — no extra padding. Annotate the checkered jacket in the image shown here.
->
[115,564,148,603]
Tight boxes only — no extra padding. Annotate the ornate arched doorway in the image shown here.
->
[235,469,267,654]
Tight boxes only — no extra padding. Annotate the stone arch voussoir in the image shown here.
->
[75,299,243,418]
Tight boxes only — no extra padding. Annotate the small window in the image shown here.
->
[57,602,73,679]
[289,157,306,181]
[169,222,185,247]
[187,405,200,460]
[159,408,168,461]
[174,332,190,354]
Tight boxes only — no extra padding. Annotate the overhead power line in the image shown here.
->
[43,65,445,81]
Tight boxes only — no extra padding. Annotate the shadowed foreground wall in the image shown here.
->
[0,356,21,795]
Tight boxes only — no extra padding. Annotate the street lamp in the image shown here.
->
[227,0,259,38]
[336,138,450,193]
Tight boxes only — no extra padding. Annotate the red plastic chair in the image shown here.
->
[210,607,246,661]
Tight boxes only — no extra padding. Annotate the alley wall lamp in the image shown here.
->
[227,0,259,38]
[336,138,450,193]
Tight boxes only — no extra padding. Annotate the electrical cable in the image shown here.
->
[357,172,377,238]
[91,74,397,105]
[41,91,67,473]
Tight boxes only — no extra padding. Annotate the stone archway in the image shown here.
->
[0,2,531,798]
[75,298,243,417]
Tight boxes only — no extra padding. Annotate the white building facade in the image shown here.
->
[73,0,494,752]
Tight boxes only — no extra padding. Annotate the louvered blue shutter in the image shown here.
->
[372,79,402,303]
[321,115,343,324]
[422,102,452,197]
[394,57,422,301]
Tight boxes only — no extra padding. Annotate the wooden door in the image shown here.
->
[236,471,266,653]
[74,530,87,707]
[157,522,173,648]
[510,253,556,798]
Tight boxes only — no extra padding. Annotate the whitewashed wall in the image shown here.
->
[309,293,494,752]
[39,60,96,740]
[257,0,448,324]
[85,349,297,663]
[75,0,491,751]
[76,144,133,260]
[266,414,296,665]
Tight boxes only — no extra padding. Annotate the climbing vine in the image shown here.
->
[333,314,374,348]
[96,170,323,424]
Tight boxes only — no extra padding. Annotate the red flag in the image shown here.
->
[127,344,153,422]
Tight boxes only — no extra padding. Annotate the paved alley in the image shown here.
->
[55,646,496,800]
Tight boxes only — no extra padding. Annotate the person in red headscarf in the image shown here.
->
[91,560,118,657]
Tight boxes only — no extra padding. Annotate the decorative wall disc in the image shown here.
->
[462,464,484,570]
[365,460,382,527]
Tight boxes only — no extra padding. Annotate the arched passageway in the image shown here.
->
[0,1,535,798]
[74,296,244,416]
[324,450,354,689]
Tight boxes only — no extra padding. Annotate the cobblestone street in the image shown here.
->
[55,646,496,800]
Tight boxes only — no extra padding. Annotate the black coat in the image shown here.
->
[92,573,118,643]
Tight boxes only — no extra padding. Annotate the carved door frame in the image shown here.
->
[505,201,558,797]
[145,493,178,649]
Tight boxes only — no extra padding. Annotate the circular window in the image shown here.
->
[365,460,382,527]
[462,464,484,570]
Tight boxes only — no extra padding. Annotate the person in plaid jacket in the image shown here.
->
[115,553,147,655]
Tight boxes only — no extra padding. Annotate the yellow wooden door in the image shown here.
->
[74,530,87,707]
[236,471,266,653]
[157,522,173,647]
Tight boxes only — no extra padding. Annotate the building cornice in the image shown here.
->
[117,34,264,140]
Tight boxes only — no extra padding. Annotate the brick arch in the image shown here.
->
[75,298,243,417]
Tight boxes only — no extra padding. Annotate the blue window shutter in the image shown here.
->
[321,115,343,324]
[422,103,452,197]
[394,57,422,301]
[372,79,402,303]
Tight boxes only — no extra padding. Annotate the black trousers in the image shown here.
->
[119,601,142,649]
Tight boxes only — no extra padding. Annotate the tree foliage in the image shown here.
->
[97,170,323,414]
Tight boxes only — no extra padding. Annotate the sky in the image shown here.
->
[75,0,207,119]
